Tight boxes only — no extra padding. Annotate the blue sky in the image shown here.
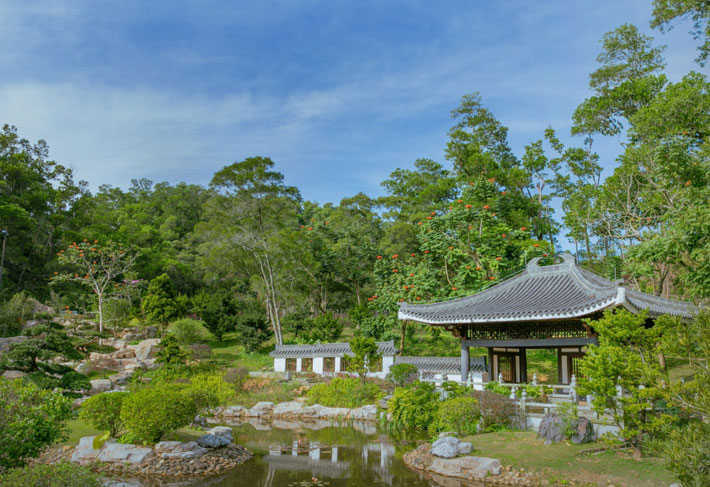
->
[0,0,701,211]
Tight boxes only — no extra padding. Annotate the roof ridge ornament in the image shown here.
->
[526,252,575,274]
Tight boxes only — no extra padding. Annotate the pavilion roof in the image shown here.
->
[398,253,698,325]
[270,340,397,358]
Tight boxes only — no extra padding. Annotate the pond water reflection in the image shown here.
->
[131,418,488,487]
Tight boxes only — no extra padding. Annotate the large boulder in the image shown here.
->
[206,426,233,440]
[0,336,27,353]
[349,404,377,421]
[135,339,161,361]
[537,412,565,445]
[431,437,473,458]
[90,379,113,395]
[71,436,102,465]
[223,405,247,417]
[113,348,135,359]
[247,401,275,417]
[429,456,502,480]
[571,416,595,444]
[197,434,231,449]
[273,401,304,418]
[154,441,207,459]
[27,297,55,315]
[97,443,153,464]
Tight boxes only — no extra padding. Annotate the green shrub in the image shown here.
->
[557,402,579,439]
[0,462,101,487]
[484,381,510,396]
[0,378,72,469]
[186,372,236,407]
[58,371,91,392]
[120,385,197,443]
[155,335,189,367]
[438,396,480,435]
[171,318,204,345]
[386,363,419,387]
[79,392,129,437]
[441,381,473,399]
[474,390,519,432]
[388,381,440,431]
[307,377,383,408]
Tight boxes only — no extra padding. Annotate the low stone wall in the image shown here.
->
[212,401,379,422]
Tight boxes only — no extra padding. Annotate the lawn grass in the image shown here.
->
[61,418,102,446]
[460,431,675,487]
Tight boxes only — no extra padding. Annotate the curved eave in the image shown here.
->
[398,295,619,325]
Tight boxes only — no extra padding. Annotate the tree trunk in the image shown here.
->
[98,294,104,346]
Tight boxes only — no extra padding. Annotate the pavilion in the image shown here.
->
[398,253,697,384]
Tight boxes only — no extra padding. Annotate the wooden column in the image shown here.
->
[520,348,528,383]
[460,341,470,383]
[487,348,493,381]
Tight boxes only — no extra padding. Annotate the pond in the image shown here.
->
[127,418,488,487]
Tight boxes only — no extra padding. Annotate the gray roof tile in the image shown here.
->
[270,340,397,358]
[398,253,698,324]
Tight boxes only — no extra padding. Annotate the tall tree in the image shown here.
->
[0,125,83,297]
[198,157,301,345]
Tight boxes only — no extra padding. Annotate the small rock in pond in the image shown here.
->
[197,434,231,449]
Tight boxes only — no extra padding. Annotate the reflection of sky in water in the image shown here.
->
[130,419,487,487]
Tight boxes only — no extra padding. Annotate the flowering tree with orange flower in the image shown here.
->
[51,239,138,343]
[370,177,553,353]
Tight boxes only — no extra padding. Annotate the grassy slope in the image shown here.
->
[461,431,674,487]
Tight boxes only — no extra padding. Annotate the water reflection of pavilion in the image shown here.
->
[264,442,350,479]
[363,442,395,484]
[262,440,396,487]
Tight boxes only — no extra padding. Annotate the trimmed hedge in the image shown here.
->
[120,385,197,443]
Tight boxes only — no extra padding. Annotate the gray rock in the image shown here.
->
[273,401,304,417]
[206,426,233,440]
[192,414,208,428]
[349,404,377,421]
[0,336,27,353]
[113,348,135,359]
[197,434,231,449]
[431,437,472,458]
[2,370,27,379]
[90,379,113,395]
[97,443,153,464]
[458,441,473,455]
[571,416,595,444]
[223,405,247,417]
[537,412,565,445]
[75,362,89,374]
[379,395,391,409]
[154,441,183,454]
[71,436,102,465]
[134,339,161,361]
[247,401,275,417]
[429,456,502,479]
